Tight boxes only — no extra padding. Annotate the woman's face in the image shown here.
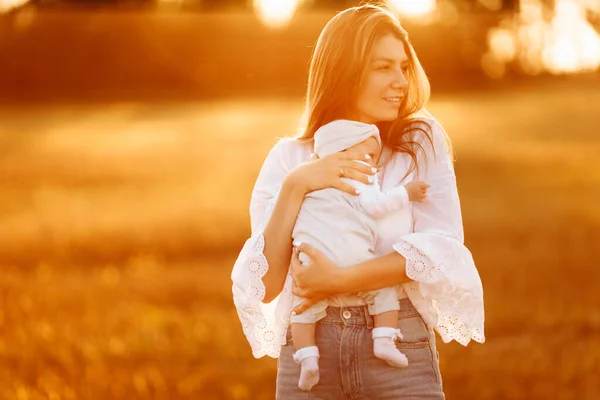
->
[352,33,409,124]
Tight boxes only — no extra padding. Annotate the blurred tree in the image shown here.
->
[501,0,519,12]
[27,0,523,14]
[306,0,361,9]
[200,0,243,10]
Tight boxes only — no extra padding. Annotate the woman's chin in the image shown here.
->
[376,111,400,122]
[361,108,400,123]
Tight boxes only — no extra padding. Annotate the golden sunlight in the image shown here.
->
[253,0,299,28]
[484,0,600,77]
[387,0,437,18]
[543,0,600,74]
[0,0,27,13]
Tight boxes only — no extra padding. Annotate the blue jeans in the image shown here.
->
[276,298,445,399]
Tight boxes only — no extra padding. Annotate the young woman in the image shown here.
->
[232,4,485,398]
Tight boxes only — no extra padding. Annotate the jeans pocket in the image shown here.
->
[396,314,430,349]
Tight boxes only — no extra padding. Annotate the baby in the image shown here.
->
[290,119,430,391]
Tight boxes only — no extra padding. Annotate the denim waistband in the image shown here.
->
[319,298,418,328]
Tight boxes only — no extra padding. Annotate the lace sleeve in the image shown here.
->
[231,139,298,358]
[392,118,485,346]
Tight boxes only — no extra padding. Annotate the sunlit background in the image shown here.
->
[0,0,598,399]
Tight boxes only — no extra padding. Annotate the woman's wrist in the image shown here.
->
[282,172,307,198]
[335,266,360,294]
[336,253,411,294]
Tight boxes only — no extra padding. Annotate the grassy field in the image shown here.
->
[0,82,599,399]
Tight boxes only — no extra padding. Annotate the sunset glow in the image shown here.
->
[253,0,299,28]
[388,0,437,18]
[0,0,27,13]
[485,0,600,77]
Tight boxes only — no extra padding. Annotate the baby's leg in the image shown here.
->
[291,323,320,391]
[362,288,409,368]
[291,322,316,349]
[290,296,328,391]
[373,310,399,329]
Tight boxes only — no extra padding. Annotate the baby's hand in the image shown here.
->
[405,181,430,202]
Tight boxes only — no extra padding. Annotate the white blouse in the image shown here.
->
[231,117,485,359]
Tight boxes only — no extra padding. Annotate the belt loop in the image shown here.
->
[364,305,373,329]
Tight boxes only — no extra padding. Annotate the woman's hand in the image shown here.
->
[291,280,329,316]
[290,242,347,315]
[284,150,377,196]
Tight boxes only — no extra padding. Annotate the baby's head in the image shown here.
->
[314,120,382,162]
[344,136,381,163]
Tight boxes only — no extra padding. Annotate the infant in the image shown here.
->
[290,119,429,391]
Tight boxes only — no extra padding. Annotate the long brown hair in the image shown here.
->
[295,3,444,177]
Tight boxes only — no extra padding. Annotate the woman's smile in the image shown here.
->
[383,96,404,106]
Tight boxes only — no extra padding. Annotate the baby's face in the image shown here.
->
[345,137,381,166]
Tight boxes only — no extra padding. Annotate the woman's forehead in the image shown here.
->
[369,34,407,62]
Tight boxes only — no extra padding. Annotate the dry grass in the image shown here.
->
[0,84,599,399]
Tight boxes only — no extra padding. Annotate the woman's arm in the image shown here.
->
[290,243,412,314]
[341,251,412,292]
[261,178,306,303]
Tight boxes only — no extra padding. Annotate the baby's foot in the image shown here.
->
[293,346,320,391]
[372,327,409,368]
[298,356,319,391]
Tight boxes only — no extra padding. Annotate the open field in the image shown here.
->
[0,82,599,399]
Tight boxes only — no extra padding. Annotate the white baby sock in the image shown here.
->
[292,346,320,391]
[372,327,409,368]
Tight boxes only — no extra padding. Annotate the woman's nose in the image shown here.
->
[391,68,408,90]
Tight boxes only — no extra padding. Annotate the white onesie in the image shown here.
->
[291,120,411,324]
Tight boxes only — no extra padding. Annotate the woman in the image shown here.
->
[231,4,485,399]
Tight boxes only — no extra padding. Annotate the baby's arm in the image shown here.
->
[404,180,430,203]
[359,180,429,219]
[359,184,409,219]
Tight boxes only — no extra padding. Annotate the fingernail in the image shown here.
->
[365,154,371,160]
[368,176,374,183]
[293,240,302,247]
[291,311,296,316]
[371,167,377,173]
[355,189,360,195]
